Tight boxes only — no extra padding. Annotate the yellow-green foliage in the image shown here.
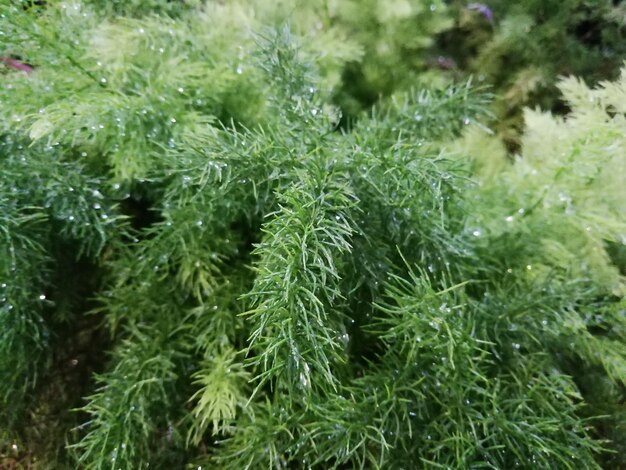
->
[463,70,626,295]
[445,0,626,148]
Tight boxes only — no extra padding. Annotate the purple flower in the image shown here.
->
[431,56,457,70]
[1,57,34,74]
[467,3,494,22]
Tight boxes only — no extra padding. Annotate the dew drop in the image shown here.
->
[299,372,310,389]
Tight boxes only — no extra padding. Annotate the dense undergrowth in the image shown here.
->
[1,1,625,468]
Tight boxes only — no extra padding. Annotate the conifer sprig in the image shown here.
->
[68,323,186,470]
[245,159,357,395]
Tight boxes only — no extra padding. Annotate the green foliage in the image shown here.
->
[0,1,625,469]
[443,0,626,148]
[248,0,454,115]
[86,0,201,17]
[0,127,123,428]
[132,0,444,121]
[69,323,185,469]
